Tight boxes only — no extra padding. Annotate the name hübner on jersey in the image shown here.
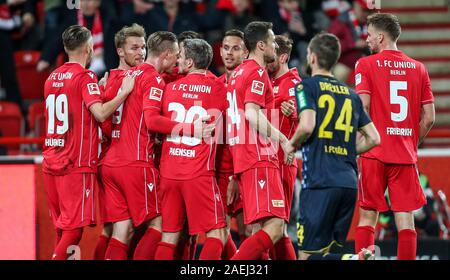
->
[45,138,65,147]
[169,147,196,158]
[386,127,413,136]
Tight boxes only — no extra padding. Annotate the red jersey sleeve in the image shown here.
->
[355,58,373,96]
[79,71,102,108]
[420,65,434,105]
[244,68,270,108]
[142,74,165,112]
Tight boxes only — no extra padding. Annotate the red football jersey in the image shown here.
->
[43,62,102,175]
[355,50,434,164]
[102,63,165,167]
[162,67,217,84]
[98,68,125,160]
[272,68,301,167]
[226,59,279,174]
[216,73,233,173]
[159,72,227,180]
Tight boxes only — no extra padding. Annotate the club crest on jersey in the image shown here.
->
[257,69,264,77]
[251,80,264,95]
[149,87,163,101]
[87,83,100,95]
[273,86,279,94]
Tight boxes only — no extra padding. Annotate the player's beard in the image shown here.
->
[263,53,276,64]
[86,48,93,69]
[267,61,279,77]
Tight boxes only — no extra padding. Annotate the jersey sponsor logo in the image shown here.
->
[149,87,163,101]
[355,73,362,86]
[271,200,285,208]
[251,80,264,95]
[257,69,264,77]
[289,87,295,97]
[147,183,154,192]
[87,83,101,95]
[258,180,266,189]
[156,76,162,84]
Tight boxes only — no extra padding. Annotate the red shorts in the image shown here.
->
[280,164,297,219]
[237,167,287,224]
[160,176,226,235]
[43,172,97,230]
[216,172,243,215]
[98,165,160,227]
[358,157,426,212]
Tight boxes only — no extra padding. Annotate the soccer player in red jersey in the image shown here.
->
[226,21,295,260]
[266,34,301,260]
[93,24,147,260]
[153,38,229,260]
[43,25,135,260]
[100,31,191,260]
[216,29,249,258]
[354,13,435,260]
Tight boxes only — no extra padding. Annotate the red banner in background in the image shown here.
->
[0,165,36,260]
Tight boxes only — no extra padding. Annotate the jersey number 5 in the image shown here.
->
[390,81,408,122]
[318,95,354,142]
[46,93,69,135]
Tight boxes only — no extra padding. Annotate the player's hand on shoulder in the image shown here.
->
[98,72,109,88]
[120,75,136,96]
[281,100,295,117]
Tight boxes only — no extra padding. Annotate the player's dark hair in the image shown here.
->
[275,35,293,58]
[308,32,341,71]
[62,25,92,52]
[147,31,178,56]
[114,23,146,49]
[244,21,273,52]
[224,29,244,41]
[367,13,402,42]
[178,31,202,45]
[183,39,213,70]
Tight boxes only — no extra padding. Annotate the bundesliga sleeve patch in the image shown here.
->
[87,83,100,95]
[251,80,264,95]
[355,73,362,86]
[289,87,295,97]
[149,87,163,101]
[296,84,307,109]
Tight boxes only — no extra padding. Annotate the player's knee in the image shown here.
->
[161,231,181,245]
[358,207,378,227]
[206,227,228,244]
[262,218,284,243]
[148,216,162,231]
[394,212,415,231]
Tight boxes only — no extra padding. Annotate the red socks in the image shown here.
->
[231,230,273,260]
[274,236,297,260]
[133,228,162,260]
[105,238,129,260]
[93,235,110,260]
[154,242,176,260]
[199,237,224,260]
[52,228,83,260]
[397,229,417,260]
[355,226,375,253]
[222,234,237,260]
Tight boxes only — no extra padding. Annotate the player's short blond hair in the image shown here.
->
[367,13,401,42]
[114,24,146,49]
